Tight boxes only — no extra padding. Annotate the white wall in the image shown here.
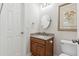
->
[25,3,40,33]
[24,3,40,55]
[39,4,77,55]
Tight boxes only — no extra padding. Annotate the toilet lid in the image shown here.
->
[59,53,69,56]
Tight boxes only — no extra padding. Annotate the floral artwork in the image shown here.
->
[64,10,76,21]
[58,3,77,31]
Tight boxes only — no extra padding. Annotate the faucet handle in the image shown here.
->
[72,40,79,44]
[72,40,77,43]
[76,40,79,44]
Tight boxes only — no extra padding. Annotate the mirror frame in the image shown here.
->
[41,15,51,29]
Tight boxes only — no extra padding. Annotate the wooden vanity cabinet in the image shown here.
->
[30,37,54,56]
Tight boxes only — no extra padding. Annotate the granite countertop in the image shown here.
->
[30,32,54,40]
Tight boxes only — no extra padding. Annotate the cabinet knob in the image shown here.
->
[50,40,53,43]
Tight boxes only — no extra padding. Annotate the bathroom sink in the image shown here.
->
[31,32,54,40]
[35,32,53,36]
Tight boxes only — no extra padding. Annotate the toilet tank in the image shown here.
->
[61,40,77,56]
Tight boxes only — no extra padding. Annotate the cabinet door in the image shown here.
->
[46,39,53,56]
[37,44,45,56]
[31,42,37,56]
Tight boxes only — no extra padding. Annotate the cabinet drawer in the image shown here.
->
[31,37,45,45]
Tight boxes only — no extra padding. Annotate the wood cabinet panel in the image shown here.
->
[31,42,37,53]
[37,44,45,56]
[30,37,54,56]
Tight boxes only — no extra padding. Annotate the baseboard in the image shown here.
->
[26,52,31,56]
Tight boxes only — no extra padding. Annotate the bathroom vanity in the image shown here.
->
[30,32,54,56]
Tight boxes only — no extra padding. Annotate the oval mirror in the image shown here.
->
[41,15,51,29]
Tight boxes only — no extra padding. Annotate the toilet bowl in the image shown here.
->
[59,40,77,56]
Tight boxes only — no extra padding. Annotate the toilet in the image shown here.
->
[59,40,77,56]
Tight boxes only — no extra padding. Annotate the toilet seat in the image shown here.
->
[59,53,70,56]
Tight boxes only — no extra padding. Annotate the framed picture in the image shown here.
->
[58,3,77,31]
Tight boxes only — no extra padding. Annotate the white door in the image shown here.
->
[0,3,24,56]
